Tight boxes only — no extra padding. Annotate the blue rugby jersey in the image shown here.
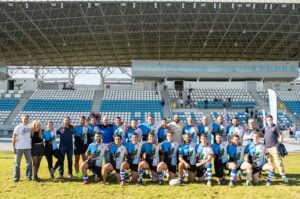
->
[212,141,229,163]
[160,141,179,166]
[141,142,161,166]
[226,125,245,143]
[157,127,169,143]
[244,142,269,168]
[87,125,100,144]
[138,122,160,142]
[109,144,127,169]
[87,142,108,167]
[195,144,213,163]
[183,125,198,144]
[113,125,127,144]
[98,124,114,144]
[74,125,88,145]
[227,144,245,167]
[125,141,144,164]
[43,129,58,150]
[178,142,196,166]
[126,127,143,143]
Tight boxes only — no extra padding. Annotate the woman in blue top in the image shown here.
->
[43,121,63,179]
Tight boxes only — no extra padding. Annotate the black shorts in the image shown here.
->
[74,144,87,155]
[196,166,207,178]
[111,162,120,173]
[253,165,263,175]
[214,159,226,178]
[87,160,102,177]
[150,166,157,172]
[168,164,177,174]
[129,163,138,172]
[165,161,176,173]
[187,165,196,173]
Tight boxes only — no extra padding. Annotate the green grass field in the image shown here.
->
[0,152,299,199]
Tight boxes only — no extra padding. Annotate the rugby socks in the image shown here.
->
[158,171,163,182]
[180,176,184,182]
[230,169,237,183]
[82,175,88,183]
[267,171,274,183]
[120,169,126,182]
[246,171,252,183]
[138,170,144,183]
[206,163,212,182]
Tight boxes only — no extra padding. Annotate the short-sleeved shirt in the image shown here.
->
[87,125,100,144]
[212,142,229,163]
[227,144,245,167]
[157,127,169,143]
[227,125,245,143]
[14,123,31,149]
[87,142,108,167]
[243,128,257,146]
[43,129,58,150]
[125,141,144,164]
[139,122,160,142]
[113,125,127,144]
[183,125,198,143]
[160,141,179,166]
[178,142,197,165]
[141,142,161,166]
[168,121,185,145]
[74,125,89,145]
[212,123,226,135]
[109,144,127,169]
[126,127,143,143]
[198,124,214,144]
[245,142,269,168]
[98,124,113,144]
[195,144,213,163]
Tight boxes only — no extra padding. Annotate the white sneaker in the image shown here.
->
[282,176,289,183]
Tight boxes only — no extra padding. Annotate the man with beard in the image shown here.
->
[168,114,185,145]
[81,132,108,184]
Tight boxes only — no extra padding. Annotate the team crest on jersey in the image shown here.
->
[188,149,194,159]
[151,148,156,156]
[95,150,101,157]
[256,151,261,159]
[197,154,204,162]
[235,152,241,162]
[114,151,121,160]
[221,148,225,156]
[131,149,138,159]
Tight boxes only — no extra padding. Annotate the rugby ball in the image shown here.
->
[169,179,181,186]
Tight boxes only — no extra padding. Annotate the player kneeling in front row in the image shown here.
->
[103,135,127,186]
[245,132,274,186]
[178,134,197,183]
[81,132,108,184]
[122,133,144,186]
[212,133,235,187]
[195,134,213,186]
[228,134,253,186]
[157,131,179,184]
[137,132,161,186]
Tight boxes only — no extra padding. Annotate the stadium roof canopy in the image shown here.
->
[0,0,299,67]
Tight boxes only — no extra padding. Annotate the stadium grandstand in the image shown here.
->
[0,0,299,137]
